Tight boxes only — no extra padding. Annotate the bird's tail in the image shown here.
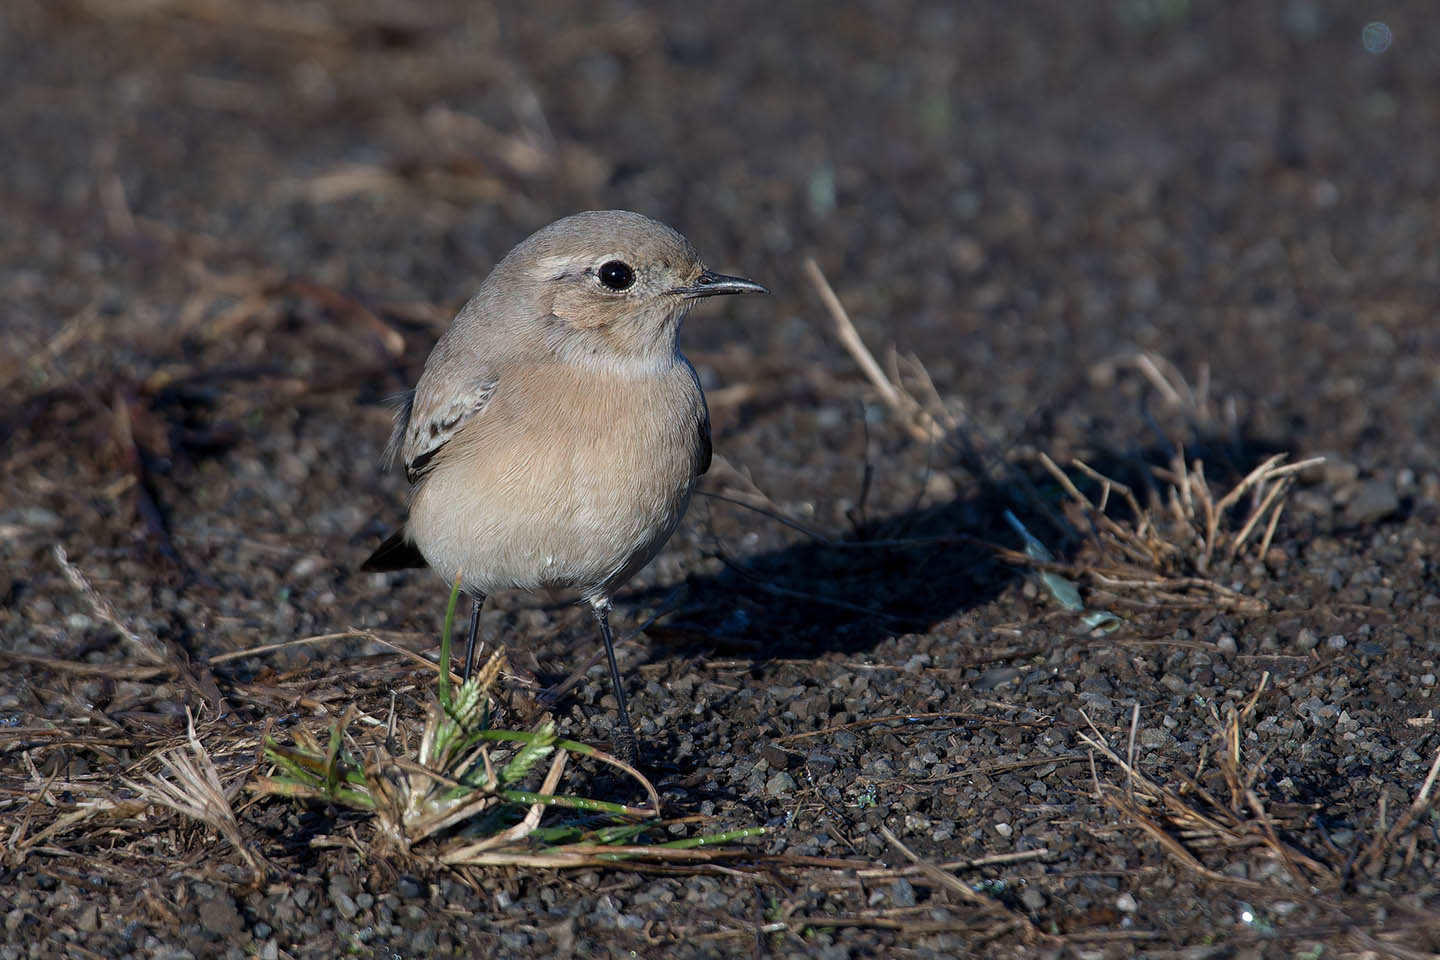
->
[361,529,428,572]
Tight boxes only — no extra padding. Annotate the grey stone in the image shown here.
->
[198,896,244,938]
[1021,887,1047,912]
[765,771,797,796]
[1344,479,1399,525]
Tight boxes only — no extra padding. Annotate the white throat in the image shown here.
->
[559,342,682,379]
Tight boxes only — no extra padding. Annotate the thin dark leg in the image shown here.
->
[592,602,639,766]
[462,593,484,682]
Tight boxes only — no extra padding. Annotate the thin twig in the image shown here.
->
[54,545,168,665]
[803,258,940,443]
[208,631,382,665]
[880,826,1041,942]
[1357,745,1440,873]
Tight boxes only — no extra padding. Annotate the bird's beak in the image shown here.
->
[674,269,770,299]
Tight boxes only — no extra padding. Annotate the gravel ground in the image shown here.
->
[2,1,1439,957]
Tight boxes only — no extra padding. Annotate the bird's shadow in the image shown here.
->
[624,485,1015,660]
[621,429,1294,661]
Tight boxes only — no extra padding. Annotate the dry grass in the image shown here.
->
[1024,446,1323,615]
[234,578,776,871]
[1075,674,1440,943]
[253,641,707,869]
[0,564,784,880]
[122,709,264,880]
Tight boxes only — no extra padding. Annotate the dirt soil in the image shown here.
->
[3,1,1440,957]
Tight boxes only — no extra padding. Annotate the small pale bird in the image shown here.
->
[362,210,767,763]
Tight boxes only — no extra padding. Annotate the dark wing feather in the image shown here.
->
[696,407,712,476]
[401,377,498,482]
[368,367,497,571]
[361,528,428,571]
[685,357,712,477]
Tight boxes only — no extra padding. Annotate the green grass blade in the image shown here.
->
[498,790,651,816]
[473,728,610,756]
[324,720,344,794]
[658,826,768,849]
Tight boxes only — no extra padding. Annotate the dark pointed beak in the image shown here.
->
[674,269,770,299]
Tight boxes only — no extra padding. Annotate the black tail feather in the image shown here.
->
[361,528,428,572]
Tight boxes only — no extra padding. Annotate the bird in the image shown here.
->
[362,210,767,764]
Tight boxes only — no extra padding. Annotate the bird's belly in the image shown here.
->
[408,384,701,600]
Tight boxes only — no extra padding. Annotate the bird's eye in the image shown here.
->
[597,260,636,291]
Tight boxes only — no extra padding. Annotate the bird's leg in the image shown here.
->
[590,600,639,766]
[462,593,485,681]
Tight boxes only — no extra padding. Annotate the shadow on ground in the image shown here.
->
[626,426,1297,661]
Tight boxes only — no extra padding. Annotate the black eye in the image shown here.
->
[597,260,635,291]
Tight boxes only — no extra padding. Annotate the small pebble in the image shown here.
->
[330,889,358,920]
[197,896,244,938]
[765,771,797,796]
[1139,727,1170,748]
[75,904,101,933]
[1343,479,1399,525]
[975,667,1020,690]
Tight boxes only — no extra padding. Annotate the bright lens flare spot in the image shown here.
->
[1362,21,1393,54]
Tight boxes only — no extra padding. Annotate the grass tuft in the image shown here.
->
[253,577,760,868]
